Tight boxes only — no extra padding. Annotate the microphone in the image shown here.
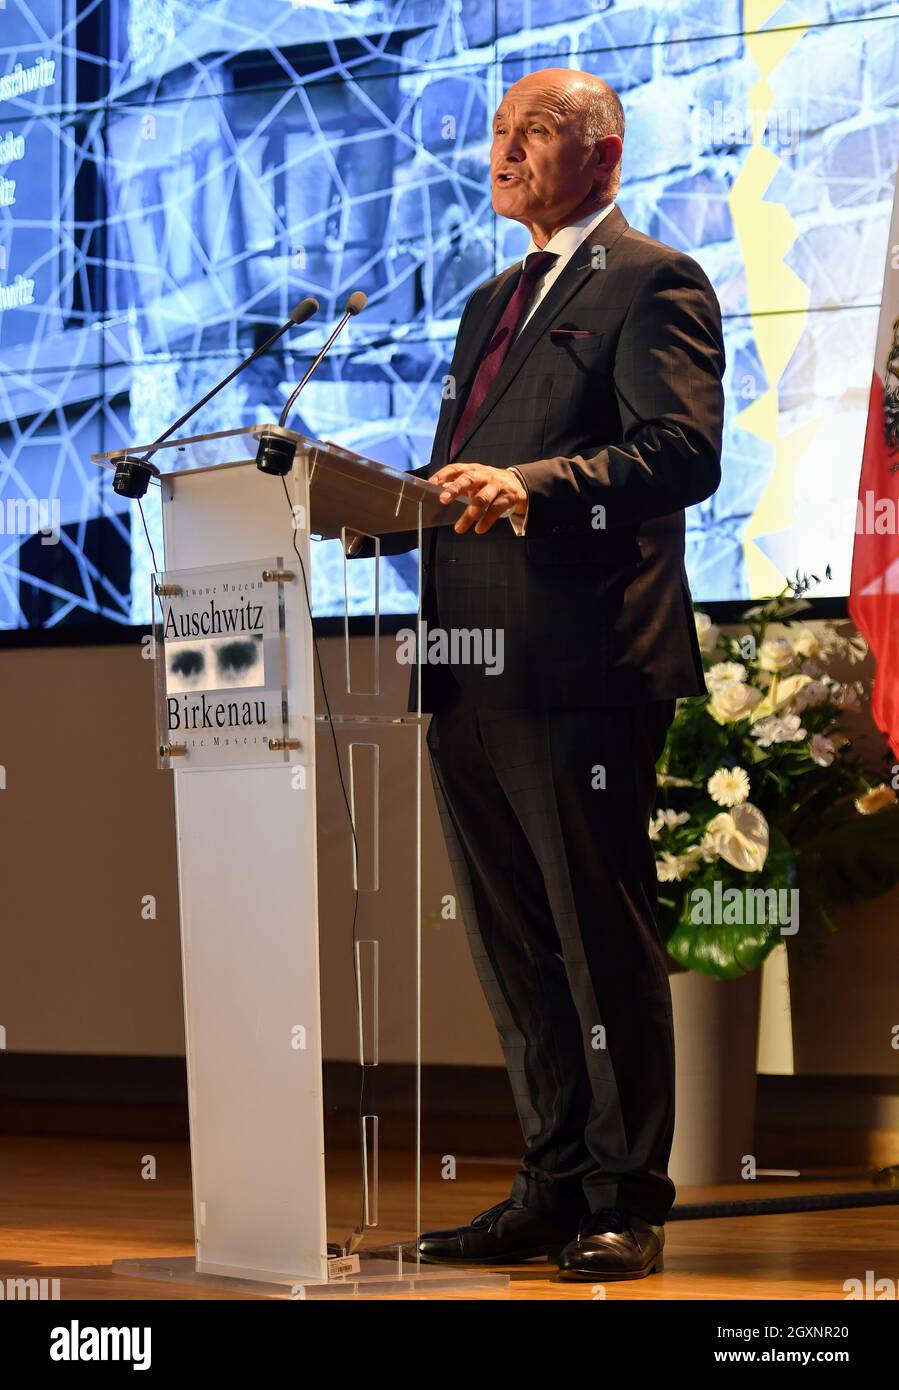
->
[113,296,320,498]
[256,291,368,476]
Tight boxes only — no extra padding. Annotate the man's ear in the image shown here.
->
[594,134,623,179]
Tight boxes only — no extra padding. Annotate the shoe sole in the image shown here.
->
[557,1253,664,1282]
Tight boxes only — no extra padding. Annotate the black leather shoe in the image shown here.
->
[418,1197,579,1265]
[557,1208,665,1281]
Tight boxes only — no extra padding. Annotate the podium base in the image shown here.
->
[111,1254,510,1300]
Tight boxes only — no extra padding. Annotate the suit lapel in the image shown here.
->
[448,206,630,462]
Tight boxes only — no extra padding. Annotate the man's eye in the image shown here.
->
[529,125,546,135]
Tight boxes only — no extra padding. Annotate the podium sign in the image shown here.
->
[153,556,301,770]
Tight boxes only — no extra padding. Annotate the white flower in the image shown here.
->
[656,852,683,882]
[655,848,703,882]
[758,637,796,673]
[648,817,660,840]
[793,679,830,711]
[699,831,721,862]
[793,629,821,660]
[751,672,812,720]
[705,803,770,873]
[836,681,863,712]
[706,661,747,690]
[750,712,807,747]
[655,809,690,831]
[694,611,720,654]
[809,733,836,766]
[679,845,706,874]
[707,680,763,725]
[707,766,751,807]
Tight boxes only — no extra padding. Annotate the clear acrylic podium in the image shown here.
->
[91,426,509,1299]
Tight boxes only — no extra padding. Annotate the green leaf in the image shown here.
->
[665,834,797,981]
[798,805,899,902]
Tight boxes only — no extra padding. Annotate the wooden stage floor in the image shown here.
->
[4,1135,897,1301]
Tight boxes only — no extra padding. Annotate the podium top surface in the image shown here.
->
[91,425,468,538]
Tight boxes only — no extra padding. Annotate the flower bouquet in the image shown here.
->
[653,581,899,979]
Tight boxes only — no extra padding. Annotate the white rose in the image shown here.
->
[758,637,796,673]
[694,611,720,654]
[708,680,762,725]
[793,629,821,659]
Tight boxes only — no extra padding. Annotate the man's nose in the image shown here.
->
[495,135,525,162]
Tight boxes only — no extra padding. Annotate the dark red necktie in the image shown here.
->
[449,249,558,460]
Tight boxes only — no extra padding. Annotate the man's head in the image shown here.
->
[490,69,624,245]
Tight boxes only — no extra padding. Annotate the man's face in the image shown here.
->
[490,86,596,231]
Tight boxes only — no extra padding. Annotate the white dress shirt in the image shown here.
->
[505,200,616,534]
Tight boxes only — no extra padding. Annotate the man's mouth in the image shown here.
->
[494,172,519,185]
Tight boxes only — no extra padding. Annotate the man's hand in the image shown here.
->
[431,462,528,534]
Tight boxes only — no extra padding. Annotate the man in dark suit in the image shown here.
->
[351,68,725,1280]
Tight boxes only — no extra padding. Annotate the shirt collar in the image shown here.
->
[524,201,616,265]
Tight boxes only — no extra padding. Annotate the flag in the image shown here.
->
[849,172,899,761]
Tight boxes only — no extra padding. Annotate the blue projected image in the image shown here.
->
[1,0,898,628]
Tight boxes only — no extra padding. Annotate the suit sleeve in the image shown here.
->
[513,251,725,534]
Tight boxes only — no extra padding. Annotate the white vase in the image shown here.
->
[667,968,762,1188]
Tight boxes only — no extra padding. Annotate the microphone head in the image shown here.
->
[289,296,319,324]
[345,290,367,316]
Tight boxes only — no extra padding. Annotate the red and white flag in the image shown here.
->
[850,172,899,760]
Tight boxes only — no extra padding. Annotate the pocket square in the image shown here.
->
[549,327,595,341]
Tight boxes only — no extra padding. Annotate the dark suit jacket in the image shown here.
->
[355,205,725,711]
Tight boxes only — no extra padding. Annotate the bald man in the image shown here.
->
[353,69,725,1280]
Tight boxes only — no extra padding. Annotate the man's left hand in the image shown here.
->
[431,462,528,534]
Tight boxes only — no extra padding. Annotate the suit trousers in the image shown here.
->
[426,685,678,1226]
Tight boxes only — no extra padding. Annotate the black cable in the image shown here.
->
[669,1190,899,1220]
[137,498,160,577]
